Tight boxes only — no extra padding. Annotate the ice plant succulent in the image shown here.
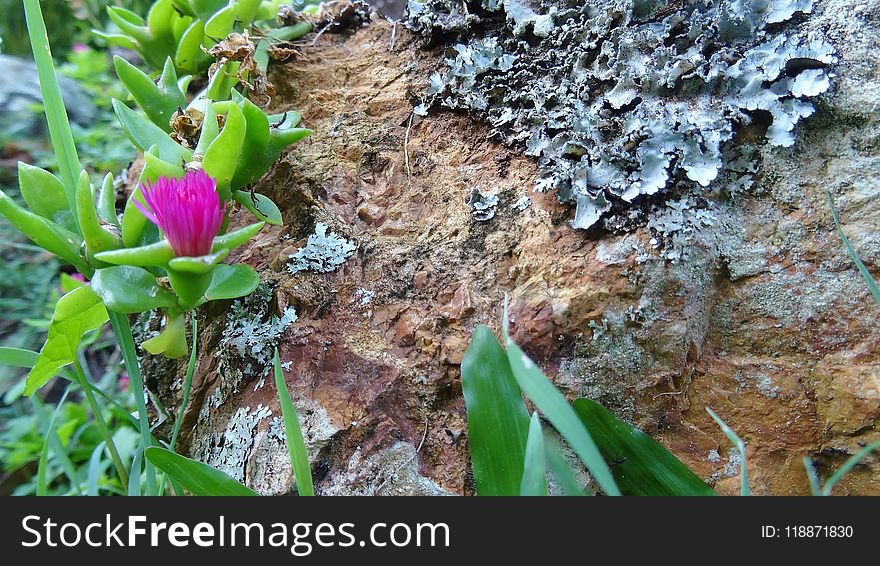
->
[92,171,265,358]
[134,170,226,258]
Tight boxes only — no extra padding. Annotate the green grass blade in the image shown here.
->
[573,398,715,495]
[86,441,108,496]
[505,338,621,496]
[544,437,589,496]
[826,191,880,304]
[22,0,82,228]
[461,325,530,496]
[821,440,880,496]
[35,387,76,495]
[0,346,39,368]
[128,445,144,496]
[108,311,158,495]
[170,317,198,451]
[802,457,821,497]
[707,407,749,496]
[520,412,548,496]
[145,447,258,496]
[272,348,314,496]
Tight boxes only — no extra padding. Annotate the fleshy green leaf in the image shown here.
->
[461,325,529,496]
[97,173,119,228]
[17,162,76,231]
[91,265,178,313]
[203,102,246,200]
[520,412,548,496]
[25,286,109,396]
[114,56,185,132]
[211,221,265,252]
[175,19,211,74]
[112,98,192,164]
[203,2,237,38]
[573,398,716,496]
[167,249,229,274]
[205,264,260,300]
[233,190,282,225]
[95,239,175,267]
[145,447,258,496]
[0,188,89,275]
[142,314,188,359]
[504,338,621,496]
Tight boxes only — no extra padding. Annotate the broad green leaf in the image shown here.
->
[273,349,315,496]
[145,447,259,496]
[237,0,262,23]
[231,99,270,188]
[520,412,548,496]
[505,338,621,495]
[91,265,178,313]
[461,325,529,496]
[17,162,76,231]
[573,398,716,496]
[0,347,39,368]
[233,190,282,225]
[206,264,260,300]
[25,286,109,396]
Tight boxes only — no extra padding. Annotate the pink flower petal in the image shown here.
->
[137,171,226,257]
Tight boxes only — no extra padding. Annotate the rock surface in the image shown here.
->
[0,55,96,138]
[155,0,880,495]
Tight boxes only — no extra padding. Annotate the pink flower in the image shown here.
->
[134,170,226,257]
[72,43,89,53]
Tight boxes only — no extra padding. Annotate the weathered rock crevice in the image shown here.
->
[143,0,880,495]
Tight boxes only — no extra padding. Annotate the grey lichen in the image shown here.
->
[219,284,298,381]
[197,404,273,484]
[410,0,836,229]
[467,188,500,221]
[287,222,357,274]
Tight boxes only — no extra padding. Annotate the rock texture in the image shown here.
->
[153,0,880,495]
